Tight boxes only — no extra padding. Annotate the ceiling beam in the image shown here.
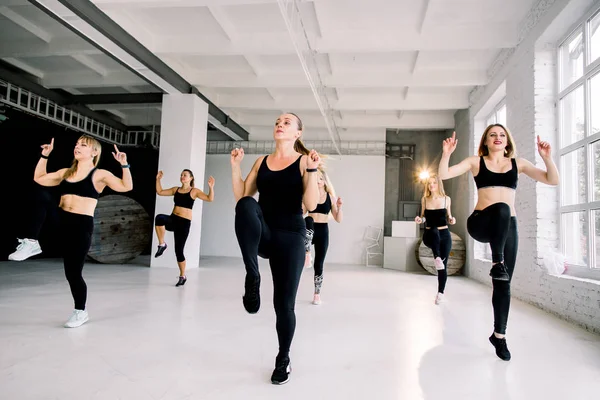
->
[29,0,249,141]
[190,70,488,88]
[417,0,432,34]
[0,6,53,42]
[0,60,129,131]
[1,57,45,79]
[70,54,108,76]
[0,37,103,58]
[69,92,163,105]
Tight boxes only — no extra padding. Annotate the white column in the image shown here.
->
[151,94,208,269]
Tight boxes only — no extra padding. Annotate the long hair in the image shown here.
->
[320,169,336,198]
[478,124,517,158]
[182,169,195,187]
[423,175,446,198]
[63,135,102,180]
[288,112,328,169]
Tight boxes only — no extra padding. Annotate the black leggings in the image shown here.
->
[467,203,518,334]
[422,228,451,293]
[234,197,305,358]
[60,209,94,311]
[304,217,329,277]
[155,214,191,262]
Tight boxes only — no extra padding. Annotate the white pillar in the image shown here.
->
[151,94,208,269]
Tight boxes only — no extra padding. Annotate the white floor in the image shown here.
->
[0,256,599,400]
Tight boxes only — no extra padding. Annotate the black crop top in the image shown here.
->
[310,193,331,214]
[174,189,195,209]
[423,197,447,228]
[473,157,518,190]
[59,168,99,199]
[256,155,304,230]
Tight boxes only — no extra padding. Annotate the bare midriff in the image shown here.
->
[308,212,329,223]
[474,187,516,216]
[59,195,98,217]
[172,206,193,221]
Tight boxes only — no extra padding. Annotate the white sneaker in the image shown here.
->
[64,309,89,328]
[434,257,444,270]
[435,293,444,305]
[312,294,321,305]
[8,239,42,261]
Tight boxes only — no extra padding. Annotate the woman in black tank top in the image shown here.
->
[33,135,133,329]
[414,175,456,305]
[303,169,343,305]
[230,113,321,385]
[154,169,215,286]
[439,125,558,362]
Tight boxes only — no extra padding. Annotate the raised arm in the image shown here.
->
[100,145,133,192]
[302,151,320,212]
[155,171,177,196]
[231,148,262,202]
[193,176,215,202]
[438,131,476,180]
[33,138,67,187]
[518,136,559,186]
[331,195,343,223]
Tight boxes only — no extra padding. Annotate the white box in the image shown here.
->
[383,236,421,272]
[391,221,419,238]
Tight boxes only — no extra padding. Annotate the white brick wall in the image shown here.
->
[450,0,600,334]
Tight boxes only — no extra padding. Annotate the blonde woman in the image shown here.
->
[303,169,343,305]
[34,136,133,328]
[415,175,455,305]
[439,126,558,361]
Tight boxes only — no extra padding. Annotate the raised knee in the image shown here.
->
[493,202,511,219]
[155,214,167,225]
[235,196,258,214]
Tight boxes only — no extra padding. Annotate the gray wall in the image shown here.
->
[384,129,449,236]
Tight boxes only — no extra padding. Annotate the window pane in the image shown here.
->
[562,212,588,266]
[591,73,600,135]
[594,141,600,201]
[560,148,586,206]
[561,29,584,88]
[497,104,507,126]
[560,85,585,147]
[594,209,600,268]
[591,12,600,64]
[486,114,496,126]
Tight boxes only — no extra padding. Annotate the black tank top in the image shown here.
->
[423,196,447,228]
[59,168,99,199]
[256,155,304,231]
[310,193,331,214]
[174,189,194,209]
[474,157,518,190]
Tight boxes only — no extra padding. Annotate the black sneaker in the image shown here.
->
[242,274,261,314]
[176,276,187,287]
[155,244,167,258]
[489,263,509,281]
[489,334,511,361]
[271,356,291,385]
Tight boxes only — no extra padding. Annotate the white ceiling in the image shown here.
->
[0,0,538,140]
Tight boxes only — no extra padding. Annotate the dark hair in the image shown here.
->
[182,169,195,187]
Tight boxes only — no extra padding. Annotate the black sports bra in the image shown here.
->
[174,189,195,209]
[59,168,99,199]
[473,157,518,190]
[310,193,332,214]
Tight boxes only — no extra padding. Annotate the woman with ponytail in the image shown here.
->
[33,135,133,328]
[230,112,320,384]
[154,169,215,286]
[303,168,343,305]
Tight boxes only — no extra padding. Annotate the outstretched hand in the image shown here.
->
[537,135,552,159]
[41,138,54,156]
[112,144,127,165]
[442,131,458,155]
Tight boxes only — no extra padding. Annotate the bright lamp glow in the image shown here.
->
[418,170,430,181]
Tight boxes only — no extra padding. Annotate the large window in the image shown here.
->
[558,7,600,276]
[474,100,507,261]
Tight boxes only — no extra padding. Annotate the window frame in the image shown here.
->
[557,5,600,279]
